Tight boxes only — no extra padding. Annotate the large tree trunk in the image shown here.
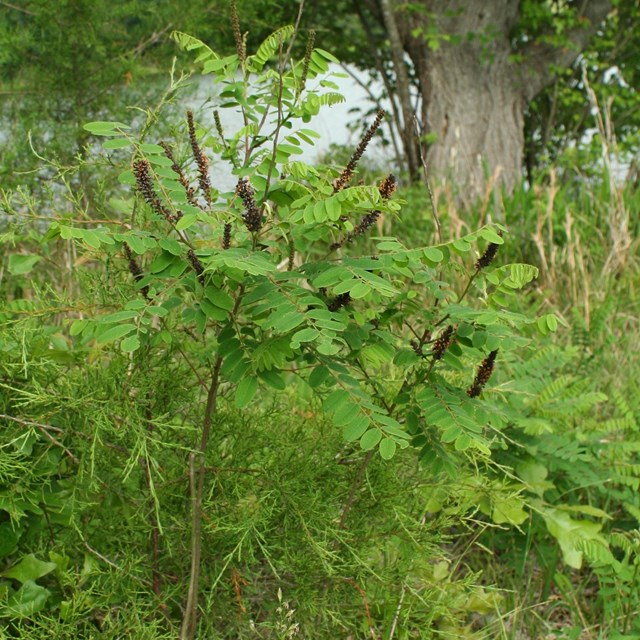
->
[418,42,525,201]
[383,0,613,203]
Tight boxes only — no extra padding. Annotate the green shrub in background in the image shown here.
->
[2,11,639,640]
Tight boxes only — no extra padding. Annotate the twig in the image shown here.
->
[388,583,406,640]
[82,541,123,572]
[261,13,298,209]
[413,116,442,244]
[181,288,245,640]
[343,577,377,639]
[131,24,174,58]
[0,1,35,14]
[182,451,200,639]
[0,414,79,464]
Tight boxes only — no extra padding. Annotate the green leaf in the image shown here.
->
[102,138,131,150]
[291,327,319,344]
[8,254,42,275]
[542,508,605,569]
[200,299,227,321]
[316,340,340,356]
[312,267,348,288]
[235,377,258,408]
[149,251,175,273]
[360,428,383,450]
[379,437,397,460]
[0,581,50,618]
[83,121,131,136]
[121,335,141,353]
[454,434,472,450]
[377,240,404,251]
[479,227,504,244]
[248,25,295,70]
[343,415,370,441]
[0,523,22,559]
[536,315,550,335]
[491,495,528,525]
[158,237,183,256]
[139,143,166,154]
[81,230,102,249]
[176,213,198,231]
[333,402,360,427]
[314,47,340,63]
[423,247,444,263]
[451,239,471,253]
[558,504,612,520]
[123,235,155,254]
[257,369,286,390]
[69,319,88,337]
[272,312,305,333]
[96,324,136,345]
[101,310,139,323]
[118,170,136,185]
[308,365,330,388]
[205,287,235,311]
[323,389,350,413]
[441,426,461,443]
[349,282,371,299]
[2,555,57,584]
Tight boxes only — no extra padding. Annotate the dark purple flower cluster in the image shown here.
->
[467,350,498,397]
[235,178,263,233]
[123,242,150,300]
[187,110,212,206]
[133,159,180,224]
[432,325,455,360]
[333,110,385,193]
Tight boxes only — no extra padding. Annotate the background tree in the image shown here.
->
[336,0,626,201]
[3,0,639,199]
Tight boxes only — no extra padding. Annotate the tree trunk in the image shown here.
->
[386,0,612,203]
[399,1,523,203]
[420,45,525,203]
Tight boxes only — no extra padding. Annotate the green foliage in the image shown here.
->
[0,19,551,637]
[2,11,639,640]
[522,0,640,173]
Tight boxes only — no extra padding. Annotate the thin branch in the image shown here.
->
[131,24,174,58]
[413,116,441,244]
[0,414,79,464]
[82,541,123,572]
[181,288,245,640]
[388,582,406,640]
[342,578,378,639]
[0,1,35,15]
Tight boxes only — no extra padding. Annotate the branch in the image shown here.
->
[130,23,174,59]
[0,1,35,15]
[0,414,79,464]
[521,0,613,99]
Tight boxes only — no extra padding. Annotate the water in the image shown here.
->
[185,66,390,191]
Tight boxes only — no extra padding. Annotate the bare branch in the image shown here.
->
[0,413,79,464]
[0,1,35,15]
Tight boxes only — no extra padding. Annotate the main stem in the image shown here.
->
[180,355,224,640]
